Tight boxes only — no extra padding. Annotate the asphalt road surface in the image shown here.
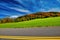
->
[0,27,60,36]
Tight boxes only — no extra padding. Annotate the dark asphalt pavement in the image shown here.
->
[0,27,60,36]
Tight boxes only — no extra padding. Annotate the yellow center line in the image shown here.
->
[0,36,60,40]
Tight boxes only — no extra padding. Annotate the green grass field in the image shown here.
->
[0,17,60,28]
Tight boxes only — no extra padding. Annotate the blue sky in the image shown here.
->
[0,0,60,18]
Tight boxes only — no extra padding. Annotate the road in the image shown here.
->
[0,27,60,36]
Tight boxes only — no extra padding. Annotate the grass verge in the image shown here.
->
[0,17,60,28]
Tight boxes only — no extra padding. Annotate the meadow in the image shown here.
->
[0,17,60,28]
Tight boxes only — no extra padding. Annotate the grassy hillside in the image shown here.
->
[0,17,60,28]
[0,12,60,24]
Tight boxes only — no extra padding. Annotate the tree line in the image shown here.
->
[0,12,60,23]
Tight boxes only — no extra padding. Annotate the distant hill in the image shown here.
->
[16,12,60,22]
[0,12,60,23]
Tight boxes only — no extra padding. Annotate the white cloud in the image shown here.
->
[10,8,31,13]
[40,8,60,12]
[10,15,19,18]
[57,0,60,3]
[2,13,11,15]
[47,8,60,12]
[40,8,47,12]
